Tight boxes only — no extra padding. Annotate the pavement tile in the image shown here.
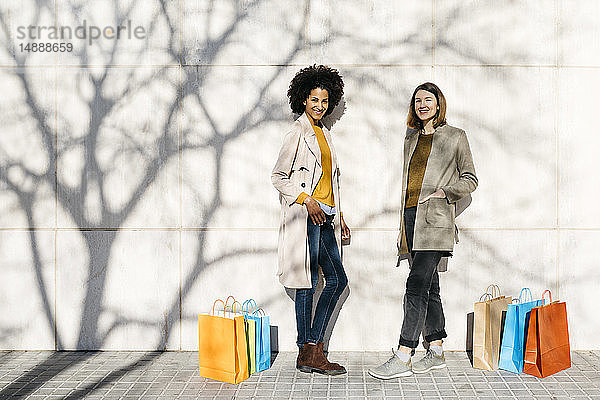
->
[0,351,598,399]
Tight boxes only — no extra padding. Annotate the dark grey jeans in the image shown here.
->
[398,206,448,349]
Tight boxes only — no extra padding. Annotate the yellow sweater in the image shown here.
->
[296,125,335,207]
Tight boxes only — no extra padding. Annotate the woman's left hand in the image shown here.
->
[340,215,351,241]
[419,188,446,204]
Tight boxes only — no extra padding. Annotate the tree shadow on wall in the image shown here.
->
[0,0,317,396]
[0,0,565,397]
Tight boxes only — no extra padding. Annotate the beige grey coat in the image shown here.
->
[398,124,478,260]
[271,113,342,288]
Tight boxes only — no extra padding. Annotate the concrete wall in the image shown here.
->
[1,0,599,351]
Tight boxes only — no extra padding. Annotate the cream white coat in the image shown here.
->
[271,113,342,288]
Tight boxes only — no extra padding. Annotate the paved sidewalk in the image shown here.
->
[0,350,599,399]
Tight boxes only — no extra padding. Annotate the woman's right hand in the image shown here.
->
[304,196,326,225]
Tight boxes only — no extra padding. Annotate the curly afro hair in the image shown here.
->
[287,65,344,117]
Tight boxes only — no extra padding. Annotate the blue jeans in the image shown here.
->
[295,214,348,347]
[398,206,447,349]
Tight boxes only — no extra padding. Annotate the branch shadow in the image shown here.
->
[0,1,572,396]
[0,352,91,399]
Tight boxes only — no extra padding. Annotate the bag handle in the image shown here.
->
[485,284,501,298]
[212,299,225,317]
[519,288,533,302]
[242,299,258,315]
[231,300,242,314]
[479,293,493,302]
[541,289,552,305]
[253,308,266,316]
[224,295,236,308]
[224,301,242,314]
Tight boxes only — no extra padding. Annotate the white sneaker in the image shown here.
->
[368,351,413,379]
[412,349,446,374]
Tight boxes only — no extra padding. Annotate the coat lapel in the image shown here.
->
[405,131,419,160]
[431,125,451,156]
[299,113,321,167]
[404,128,419,178]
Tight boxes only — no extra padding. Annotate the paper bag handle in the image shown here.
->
[226,300,242,314]
[541,289,552,305]
[479,293,493,302]
[485,284,501,298]
[224,295,236,308]
[519,288,533,302]
[212,299,225,316]
[243,299,258,315]
[253,308,266,316]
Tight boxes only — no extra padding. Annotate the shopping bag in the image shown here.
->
[242,300,258,374]
[198,298,249,384]
[224,299,256,375]
[523,290,571,378]
[244,319,256,374]
[499,288,544,373]
[242,299,272,373]
[254,308,271,372]
[473,285,512,370]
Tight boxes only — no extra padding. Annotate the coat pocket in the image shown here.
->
[424,197,453,228]
[291,164,311,191]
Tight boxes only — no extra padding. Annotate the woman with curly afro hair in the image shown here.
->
[272,65,350,375]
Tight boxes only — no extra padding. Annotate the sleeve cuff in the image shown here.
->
[441,185,458,203]
[296,192,309,205]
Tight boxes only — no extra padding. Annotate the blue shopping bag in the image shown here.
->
[499,301,519,371]
[254,308,271,372]
[499,288,544,373]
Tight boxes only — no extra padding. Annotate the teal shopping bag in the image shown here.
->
[254,308,271,372]
[499,288,544,373]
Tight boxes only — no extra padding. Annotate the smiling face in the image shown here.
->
[414,89,438,122]
[304,87,329,124]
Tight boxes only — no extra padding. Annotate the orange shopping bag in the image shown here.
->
[523,290,571,378]
[199,297,249,384]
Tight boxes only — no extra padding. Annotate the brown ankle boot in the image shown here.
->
[299,343,346,375]
[317,342,346,375]
[296,345,310,371]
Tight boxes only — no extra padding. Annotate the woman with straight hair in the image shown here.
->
[369,82,478,379]
[272,65,350,376]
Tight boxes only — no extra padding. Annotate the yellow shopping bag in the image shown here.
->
[199,298,249,384]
